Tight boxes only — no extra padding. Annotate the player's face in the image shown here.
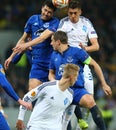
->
[51,36,60,51]
[68,8,81,23]
[41,5,54,20]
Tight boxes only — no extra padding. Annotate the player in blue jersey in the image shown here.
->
[4,0,59,91]
[48,31,112,130]
[0,64,32,130]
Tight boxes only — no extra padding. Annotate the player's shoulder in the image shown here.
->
[42,80,57,87]
[68,88,74,95]
[0,64,2,69]
[51,17,60,25]
[0,64,5,75]
[69,46,81,51]
[28,14,40,23]
[52,16,59,21]
[37,81,57,91]
[80,16,92,25]
[60,16,69,22]
[29,14,39,19]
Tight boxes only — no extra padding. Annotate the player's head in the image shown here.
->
[68,0,82,23]
[51,31,68,51]
[41,0,56,21]
[63,63,80,86]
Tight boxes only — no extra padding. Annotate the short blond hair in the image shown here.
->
[63,64,80,78]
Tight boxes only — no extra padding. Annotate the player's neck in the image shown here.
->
[59,45,69,54]
[58,78,70,91]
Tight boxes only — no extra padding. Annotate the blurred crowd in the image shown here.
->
[0,0,116,128]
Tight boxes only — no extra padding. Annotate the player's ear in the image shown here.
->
[57,40,61,45]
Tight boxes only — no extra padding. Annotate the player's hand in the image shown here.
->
[16,120,25,130]
[18,99,32,110]
[4,57,12,70]
[13,44,27,54]
[79,43,86,50]
[102,84,112,96]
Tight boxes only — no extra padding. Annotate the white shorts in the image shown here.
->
[83,65,94,94]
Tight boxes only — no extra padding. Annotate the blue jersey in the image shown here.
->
[0,64,19,101]
[49,47,90,87]
[24,14,59,69]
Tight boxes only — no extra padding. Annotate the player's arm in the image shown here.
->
[0,65,32,109]
[16,84,45,130]
[16,84,46,130]
[4,32,30,70]
[84,57,112,96]
[48,69,56,81]
[13,29,54,54]
[79,38,99,52]
[0,97,8,119]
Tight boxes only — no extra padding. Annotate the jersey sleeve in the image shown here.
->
[87,19,98,39]
[24,15,35,33]
[0,64,19,101]
[77,48,90,63]
[57,18,67,32]
[18,83,46,120]
[48,18,59,32]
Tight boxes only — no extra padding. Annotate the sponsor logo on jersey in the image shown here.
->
[34,28,44,36]
[58,64,65,76]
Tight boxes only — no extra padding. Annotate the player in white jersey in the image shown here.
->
[16,64,80,130]
[58,0,99,129]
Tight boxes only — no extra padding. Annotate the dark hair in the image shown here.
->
[68,0,81,9]
[42,0,57,12]
[53,31,68,44]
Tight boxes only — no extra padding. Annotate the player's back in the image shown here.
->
[27,80,73,130]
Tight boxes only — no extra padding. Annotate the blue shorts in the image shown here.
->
[0,112,10,130]
[71,87,90,105]
[29,64,49,82]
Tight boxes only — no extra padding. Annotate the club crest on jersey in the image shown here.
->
[31,91,36,97]
[64,98,69,105]
[82,25,87,32]
[67,56,73,63]
[43,23,49,28]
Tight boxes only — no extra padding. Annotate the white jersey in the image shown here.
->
[18,80,73,130]
[58,16,97,94]
[58,16,98,47]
